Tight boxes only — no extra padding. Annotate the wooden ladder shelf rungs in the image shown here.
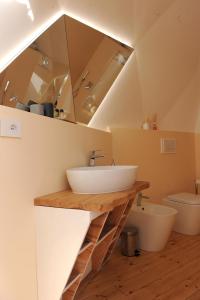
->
[97,226,117,245]
[79,241,94,255]
[62,195,138,300]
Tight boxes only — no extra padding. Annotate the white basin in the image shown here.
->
[126,202,177,251]
[66,165,138,194]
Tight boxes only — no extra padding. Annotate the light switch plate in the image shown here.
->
[0,119,21,138]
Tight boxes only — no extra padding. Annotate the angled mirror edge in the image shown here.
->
[0,12,134,128]
[64,15,134,126]
[87,49,134,129]
[0,14,76,124]
[0,11,63,74]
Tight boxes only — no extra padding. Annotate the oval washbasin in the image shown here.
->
[66,165,138,194]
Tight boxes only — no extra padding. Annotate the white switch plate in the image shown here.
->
[0,119,21,138]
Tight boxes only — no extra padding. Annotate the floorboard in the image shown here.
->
[76,233,200,300]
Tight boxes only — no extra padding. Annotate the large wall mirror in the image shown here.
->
[0,15,133,125]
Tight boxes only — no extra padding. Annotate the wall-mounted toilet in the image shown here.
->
[163,193,200,235]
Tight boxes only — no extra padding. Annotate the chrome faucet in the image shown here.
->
[88,150,104,166]
[136,192,149,206]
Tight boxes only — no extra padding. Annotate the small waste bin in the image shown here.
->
[121,227,138,257]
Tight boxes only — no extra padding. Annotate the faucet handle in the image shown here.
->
[142,195,149,199]
[138,192,149,199]
[91,149,101,154]
[88,150,104,166]
[90,150,104,158]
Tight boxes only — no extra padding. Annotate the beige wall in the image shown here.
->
[112,128,196,201]
[0,105,112,300]
[62,0,200,133]
[2,0,200,133]
[1,1,200,299]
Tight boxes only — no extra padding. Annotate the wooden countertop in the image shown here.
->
[34,181,150,212]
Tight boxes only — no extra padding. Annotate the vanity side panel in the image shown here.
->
[35,207,91,300]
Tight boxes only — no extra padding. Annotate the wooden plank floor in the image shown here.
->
[76,233,200,300]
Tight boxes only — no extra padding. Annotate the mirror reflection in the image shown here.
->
[0,16,75,122]
[65,16,133,124]
[0,15,133,125]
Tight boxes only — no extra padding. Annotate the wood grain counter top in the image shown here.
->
[34,181,149,212]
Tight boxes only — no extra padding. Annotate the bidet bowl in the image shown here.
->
[66,165,138,194]
[126,203,177,251]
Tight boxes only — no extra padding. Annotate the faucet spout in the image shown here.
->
[136,192,149,206]
[88,150,104,166]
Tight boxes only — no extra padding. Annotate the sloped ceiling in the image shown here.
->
[1,0,200,132]
[60,0,200,132]
[0,0,60,72]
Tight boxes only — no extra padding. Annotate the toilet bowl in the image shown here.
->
[126,203,177,252]
[163,193,200,235]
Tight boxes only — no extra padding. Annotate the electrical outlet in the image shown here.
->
[0,119,21,138]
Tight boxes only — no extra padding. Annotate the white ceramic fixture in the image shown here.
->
[126,202,177,252]
[66,165,138,194]
[163,193,200,235]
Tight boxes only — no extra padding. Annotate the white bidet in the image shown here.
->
[126,202,177,252]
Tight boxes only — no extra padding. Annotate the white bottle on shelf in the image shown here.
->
[142,118,150,130]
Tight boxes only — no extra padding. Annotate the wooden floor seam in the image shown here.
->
[76,232,200,300]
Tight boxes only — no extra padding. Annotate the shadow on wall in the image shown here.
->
[132,0,176,43]
[136,0,200,126]
[161,63,200,132]
[89,53,144,130]
[90,0,200,133]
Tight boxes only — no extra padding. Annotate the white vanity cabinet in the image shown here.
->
[35,207,100,300]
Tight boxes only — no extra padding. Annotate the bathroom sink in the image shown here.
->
[66,165,138,194]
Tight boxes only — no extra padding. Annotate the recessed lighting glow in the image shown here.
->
[0,11,63,73]
[63,10,133,48]
[88,52,135,130]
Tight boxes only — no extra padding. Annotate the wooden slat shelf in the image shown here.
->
[101,236,119,265]
[114,215,128,239]
[84,213,108,243]
[74,187,149,300]
[97,226,117,245]
[72,244,94,274]
[36,181,150,300]
[92,230,116,272]
[79,241,94,254]
[62,277,81,300]
[105,203,127,226]
[124,198,135,215]
[64,272,82,292]
[98,224,116,241]
[121,214,127,219]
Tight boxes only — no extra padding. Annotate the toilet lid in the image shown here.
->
[167,193,200,205]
